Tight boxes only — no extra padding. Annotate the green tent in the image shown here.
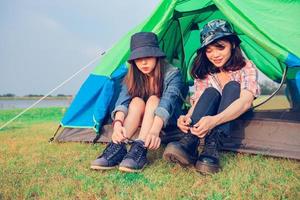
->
[94,0,300,109]
[97,1,298,79]
[55,0,300,159]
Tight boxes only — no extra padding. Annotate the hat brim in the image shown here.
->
[128,46,166,61]
[200,33,241,50]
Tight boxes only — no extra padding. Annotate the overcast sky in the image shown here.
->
[0,0,160,96]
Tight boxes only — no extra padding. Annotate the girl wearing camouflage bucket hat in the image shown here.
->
[91,32,186,172]
[163,19,260,174]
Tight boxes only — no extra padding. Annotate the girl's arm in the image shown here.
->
[144,70,184,149]
[191,89,254,137]
[114,111,126,124]
[110,82,131,143]
[154,70,185,126]
[214,61,259,125]
[191,61,259,137]
[214,89,254,125]
[177,104,195,133]
[111,111,127,143]
[144,116,164,150]
[149,116,164,134]
[111,83,131,120]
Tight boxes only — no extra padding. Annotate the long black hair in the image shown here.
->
[191,36,246,79]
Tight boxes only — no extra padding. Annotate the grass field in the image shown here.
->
[0,101,299,199]
[253,95,290,110]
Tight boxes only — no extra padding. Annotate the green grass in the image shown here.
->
[253,95,290,110]
[0,106,299,199]
[0,107,66,131]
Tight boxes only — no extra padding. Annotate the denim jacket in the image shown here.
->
[111,64,186,127]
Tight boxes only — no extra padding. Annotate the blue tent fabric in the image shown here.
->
[61,64,128,132]
[285,53,300,67]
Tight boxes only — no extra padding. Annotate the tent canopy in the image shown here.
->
[94,0,300,82]
[61,0,300,131]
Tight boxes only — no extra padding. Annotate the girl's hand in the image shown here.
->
[111,123,127,144]
[190,116,218,138]
[144,132,161,150]
[177,115,192,133]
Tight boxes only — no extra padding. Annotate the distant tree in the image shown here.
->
[1,93,16,97]
[277,84,286,95]
[25,94,44,97]
[259,80,286,95]
[259,81,276,95]
[57,94,66,97]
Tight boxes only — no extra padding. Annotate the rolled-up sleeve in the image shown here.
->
[111,83,131,120]
[190,78,209,105]
[241,61,260,98]
[154,71,185,127]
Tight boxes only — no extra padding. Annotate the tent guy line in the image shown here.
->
[0,51,107,131]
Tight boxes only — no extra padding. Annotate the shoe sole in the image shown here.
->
[90,165,116,170]
[195,161,220,174]
[163,144,195,167]
[118,166,143,173]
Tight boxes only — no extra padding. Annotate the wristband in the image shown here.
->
[112,119,123,128]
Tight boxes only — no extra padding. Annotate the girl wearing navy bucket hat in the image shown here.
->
[163,19,260,174]
[91,32,186,172]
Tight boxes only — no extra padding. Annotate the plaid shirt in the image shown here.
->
[191,60,260,105]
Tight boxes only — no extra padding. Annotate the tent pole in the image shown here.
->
[175,18,187,81]
[253,64,288,109]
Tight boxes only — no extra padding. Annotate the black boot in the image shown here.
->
[195,130,221,174]
[163,133,200,166]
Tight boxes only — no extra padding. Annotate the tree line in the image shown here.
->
[259,81,285,95]
[1,81,285,97]
[0,94,72,97]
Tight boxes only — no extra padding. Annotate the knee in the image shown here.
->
[129,97,145,113]
[203,87,221,98]
[222,81,240,95]
[145,95,160,110]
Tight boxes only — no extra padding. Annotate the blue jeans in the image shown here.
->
[190,81,241,136]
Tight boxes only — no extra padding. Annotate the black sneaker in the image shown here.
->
[90,142,127,170]
[195,131,221,174]
[163,133,200,167]
[119,140,148,172]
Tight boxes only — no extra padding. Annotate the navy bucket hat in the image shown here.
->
[128,32,166,62]
[199,19,241,49]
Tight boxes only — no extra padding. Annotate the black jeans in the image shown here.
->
[190,81,241,136]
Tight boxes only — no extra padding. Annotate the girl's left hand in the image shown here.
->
[144,133,161,150]
[190,116,218,138]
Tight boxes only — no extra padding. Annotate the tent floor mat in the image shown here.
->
[55,109,300,160]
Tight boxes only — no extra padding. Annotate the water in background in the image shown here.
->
[0,99,71,110]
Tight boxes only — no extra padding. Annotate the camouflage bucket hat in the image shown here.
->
[199,19,240,49]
